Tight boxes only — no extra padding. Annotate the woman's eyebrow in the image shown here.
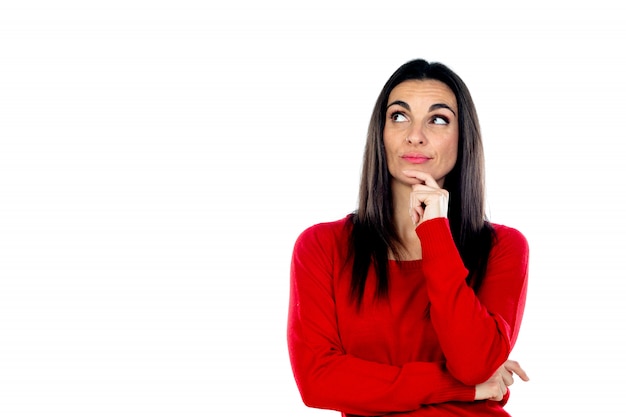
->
[387,101,457,116]
[386,100,410,111]
[429,103,457,116]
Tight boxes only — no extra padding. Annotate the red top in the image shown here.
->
[287,216,529,416]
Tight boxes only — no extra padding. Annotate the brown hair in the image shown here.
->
[349,58,494,307]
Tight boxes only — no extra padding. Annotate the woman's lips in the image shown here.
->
[401,154,431,164]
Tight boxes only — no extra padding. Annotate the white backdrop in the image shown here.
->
[1,1,625,415]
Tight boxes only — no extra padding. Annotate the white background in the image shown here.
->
[1,1,625,415]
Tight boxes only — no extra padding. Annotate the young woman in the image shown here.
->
[288,59,529,416]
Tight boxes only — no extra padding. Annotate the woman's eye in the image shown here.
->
[432,116,449,125]
[391,112,408,122]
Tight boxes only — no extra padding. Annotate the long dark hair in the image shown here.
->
[349,58,494,307]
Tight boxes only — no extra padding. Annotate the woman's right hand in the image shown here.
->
[403,170,449,226]
[474,360,529,401]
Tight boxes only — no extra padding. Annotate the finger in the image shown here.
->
[411,190,449,205]
[409,191,427,210]
[408,207,418,225]
[490,386,504,402]
[409,205,424,225]
[402,169,440,188]
[504,360,530,382]
[502,371,514,386]
[514,367,530,382]
[499,382,509,401]
[410,189,448,204]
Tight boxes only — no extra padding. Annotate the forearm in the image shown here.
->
[288,223,475,414]
[427,277,512,384]
[416,219,528,385]
[288,328,474,415]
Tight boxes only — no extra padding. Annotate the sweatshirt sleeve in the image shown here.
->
[416,218,529,385]
[287,223,475,416]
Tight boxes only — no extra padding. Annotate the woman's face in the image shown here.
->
[383,79,459,189]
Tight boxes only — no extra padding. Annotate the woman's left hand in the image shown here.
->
[403,170,449,226]
[475,359,530,402]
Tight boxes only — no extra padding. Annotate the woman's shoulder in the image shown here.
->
[296,214,353,243]
[292,214,353,260]
[489,222,529,255]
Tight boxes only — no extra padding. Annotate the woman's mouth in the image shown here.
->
[401,154,431,164]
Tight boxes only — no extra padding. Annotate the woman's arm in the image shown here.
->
[287,224,475,416]
[416,218,529,385]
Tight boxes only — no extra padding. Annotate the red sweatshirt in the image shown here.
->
[287,216,529,416]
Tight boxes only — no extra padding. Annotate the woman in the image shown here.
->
[287,59,530,416]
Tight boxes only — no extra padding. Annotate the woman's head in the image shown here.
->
[383,78,459,191]
[358,59,486,234]
[350,59,494,305]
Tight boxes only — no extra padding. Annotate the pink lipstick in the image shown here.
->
[401,153,431,164]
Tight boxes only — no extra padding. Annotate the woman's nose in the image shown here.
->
[405,126,427,145]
